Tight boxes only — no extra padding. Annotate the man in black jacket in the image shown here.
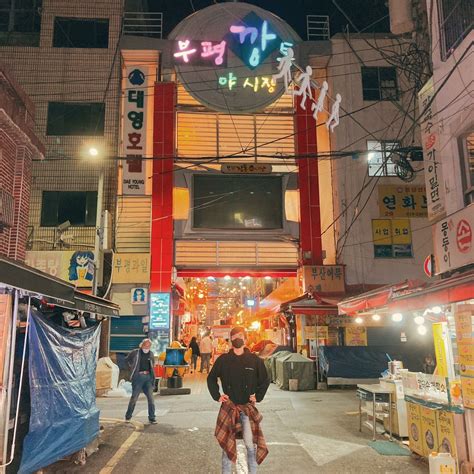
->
[207,327,270,473]
[125,338,156,423]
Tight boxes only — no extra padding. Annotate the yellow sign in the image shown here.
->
[25,250,95,288]
[433,322,449,378]
[454,308,474,378]
[461,377,474,409]
[305,326,328,340]
[301,265,345,294]
[420,406,439,457]
[407,403,423,455]
[436,411,457,458]
[345,327,367,346]
[378,185,427,218]
[112,253,150,284]
[372,219,413,258]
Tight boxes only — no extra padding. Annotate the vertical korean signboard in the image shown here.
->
[121,66,147,195]
[418,77,446,221]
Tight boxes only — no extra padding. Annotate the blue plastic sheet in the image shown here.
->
[19,310,101,474]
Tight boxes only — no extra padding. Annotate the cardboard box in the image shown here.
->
[407,402,423,455]
[420,406,439,457]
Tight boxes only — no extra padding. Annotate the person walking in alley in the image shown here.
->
[188,336,200,373]
[207,326,270,474]
[199,332,213,373]
[125,338,157,424]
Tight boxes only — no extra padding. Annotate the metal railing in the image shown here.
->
[306,15,330,41]
[123,12,163,39]
[439,0,473,60]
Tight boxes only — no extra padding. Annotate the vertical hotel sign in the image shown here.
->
[418,77,446,221]
[121,67,147,195]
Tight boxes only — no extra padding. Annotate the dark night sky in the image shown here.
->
[146,0,390,38]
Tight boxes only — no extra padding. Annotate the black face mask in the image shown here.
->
[231,338,245,349]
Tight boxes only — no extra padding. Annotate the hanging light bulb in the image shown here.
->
[355,317,363,324]
[372,314,381,321]
[414,315,425,325]
[431,306,442,314]
[392,313,403,322]
[417,325,427,335]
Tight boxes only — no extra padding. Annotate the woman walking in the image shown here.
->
[188,336,200,373]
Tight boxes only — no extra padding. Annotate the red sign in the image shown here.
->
[457,219,472,253]
[423,255,433,278]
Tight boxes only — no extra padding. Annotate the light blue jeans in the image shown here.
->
[222,412,257,474]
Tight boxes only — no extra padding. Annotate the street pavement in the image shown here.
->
[45,372,428,473]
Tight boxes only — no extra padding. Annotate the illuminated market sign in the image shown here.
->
[169,3,300,113]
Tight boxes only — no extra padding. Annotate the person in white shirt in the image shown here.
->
[199,333,213,373]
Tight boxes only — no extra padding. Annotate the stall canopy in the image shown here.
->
[0,256,119,317]
[338,280,422,315]
[254,278,301,320]
[280,292,339,316]
[389,270,474,312]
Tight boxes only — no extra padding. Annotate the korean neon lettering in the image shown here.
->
[218,72,237,90]
[261,20,276,51]
[201,40,226,66]
[174,40,197,63]
[230,25,258,44]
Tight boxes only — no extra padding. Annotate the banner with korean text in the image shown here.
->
[418,77,446,221]
[121,66,148,195]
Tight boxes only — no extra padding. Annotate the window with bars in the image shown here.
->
[53,17,109,48]
[459,131,474,205]
[361,67,399,101]
[40,191,97,227]
[438,0,473,61]
[0,0,42,46]
[367,140,400,176]
[46,102,105,136]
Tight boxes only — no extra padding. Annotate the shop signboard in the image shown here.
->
[432,204,474,274]
[378,185,428,218]
[121,66,148,195]
[301,265,345,294]
[454,307,474,378]
[418,77,446,221]
[436,411,457,457]
[221,163,272,174]
[460,377,474,409]
[344,327,367,346]
[25,250,94,288]
[304,325,328,341]
[420,406,439,456]
[432,322,455,379]
[112,253,150,284]
[372,219,413,258]
[407,402,423,455]
[149,293,171,330]
[323,314,383,327]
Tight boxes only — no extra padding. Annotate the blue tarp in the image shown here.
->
[19,310,101,474]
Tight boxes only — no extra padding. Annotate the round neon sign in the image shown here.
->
[169,3,301,114]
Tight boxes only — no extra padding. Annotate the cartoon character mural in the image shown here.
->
[68,251,94,285]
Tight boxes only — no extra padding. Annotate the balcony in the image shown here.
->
[123,12,163,39]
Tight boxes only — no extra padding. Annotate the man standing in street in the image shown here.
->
[199,332,213,373]
[125,338,157,424]
[207,327,270,474]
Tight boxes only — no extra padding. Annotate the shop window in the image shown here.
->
[40,191,97,227]
[53,17,109,48]
[192,175,283,230]
[372,218,413,258]
[46,102,105,136]
[459,131,474,205]
[361,67,399,101]
[438,0,473,61]
[0,0,42,46]
[367,140,400,176]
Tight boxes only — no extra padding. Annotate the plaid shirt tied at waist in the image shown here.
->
[214,401,268,465]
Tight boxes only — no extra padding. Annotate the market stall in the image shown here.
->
[0,256,119,473]
[338,271,474,472]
